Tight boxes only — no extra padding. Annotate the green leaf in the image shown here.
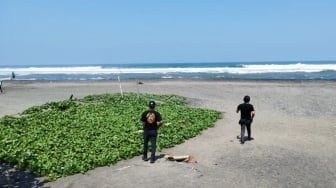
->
[0,93,222,180]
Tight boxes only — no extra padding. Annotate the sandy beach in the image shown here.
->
[1,79,336,188]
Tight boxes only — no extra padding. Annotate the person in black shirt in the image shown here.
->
[141,100,163,163]
[11,72,15,80]
[236,95,255,144]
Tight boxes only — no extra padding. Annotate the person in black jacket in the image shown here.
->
[236,95,255,144]
[141,100,163,163]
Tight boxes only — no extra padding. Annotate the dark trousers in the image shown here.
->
[240,123,251,141]
[143,129,157,160]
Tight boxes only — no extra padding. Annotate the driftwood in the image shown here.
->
[164,154,197,163]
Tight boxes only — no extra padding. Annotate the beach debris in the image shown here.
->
[69,94,74,100]
[117,166,131,171]
[164,154,197,163]
[136,130,144,133]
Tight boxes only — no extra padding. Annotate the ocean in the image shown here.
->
[1,61,336,81]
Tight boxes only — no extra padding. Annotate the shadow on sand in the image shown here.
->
[0,163,47,188]
[236,135,254,143]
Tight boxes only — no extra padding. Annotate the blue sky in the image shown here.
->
[1,0,335,65]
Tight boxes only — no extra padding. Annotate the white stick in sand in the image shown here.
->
[118,75,123,98]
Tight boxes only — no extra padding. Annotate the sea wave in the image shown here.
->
[241,63,336,73]
[1,63,335,76]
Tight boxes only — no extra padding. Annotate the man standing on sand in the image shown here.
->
[141,100,163,163]
[11,72,15,80]
[0,80,3,93]
[236,95,255,144]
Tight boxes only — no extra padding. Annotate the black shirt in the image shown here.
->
[237,103,255,120]
[141,110,162,130]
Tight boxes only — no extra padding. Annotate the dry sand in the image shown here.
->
[1,79,336,188]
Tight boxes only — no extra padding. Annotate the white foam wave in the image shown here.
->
[0,63,335,76]
[240,63,336,74]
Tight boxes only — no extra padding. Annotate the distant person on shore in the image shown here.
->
[141,100,163,163]
[236,95,255,144]
[11,72,15,80]
[0,80,3,93]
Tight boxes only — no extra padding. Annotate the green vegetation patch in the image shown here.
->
[0,93,222,180]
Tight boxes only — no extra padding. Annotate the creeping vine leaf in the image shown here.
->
[0,93,222,180]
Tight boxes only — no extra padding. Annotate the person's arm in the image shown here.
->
[157,120,163,129]
[236,105,240,113]
[156,112,163,129]
[251,111,255,119]
[251,105,255,119]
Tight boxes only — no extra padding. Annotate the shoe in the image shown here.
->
[142,156,149,161]
[247,137,254,141]
[240,140,244,144]
[150,160,155,163]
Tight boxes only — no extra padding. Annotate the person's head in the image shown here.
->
[148,100,156,109]
[243,95,250,103]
